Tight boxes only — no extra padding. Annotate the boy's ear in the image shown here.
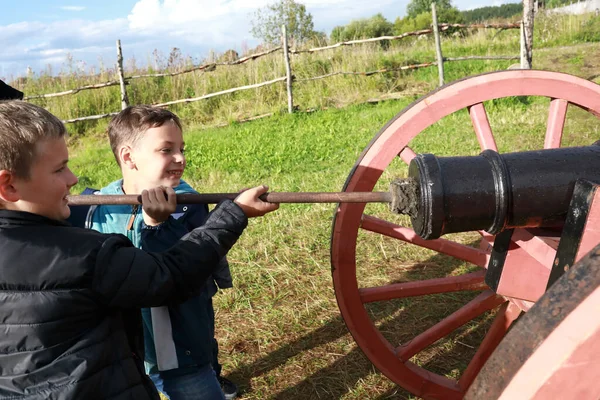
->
[0,170,20,203]
[119,145,136,170]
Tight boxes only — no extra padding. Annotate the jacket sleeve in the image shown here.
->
[91,200,247,308]
[142,203,234,293]
[140,203,209,252]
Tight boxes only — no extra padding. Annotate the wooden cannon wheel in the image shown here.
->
[465,242,600,400]
[330,70,600,399]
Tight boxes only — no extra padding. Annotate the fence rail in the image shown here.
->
[295,63,439,82]
[23,80,125,100]
[127,46,284,79]
[21,20,525,124]
[22,47,284,100]
[289,23,519,54]
[153,76,287,108]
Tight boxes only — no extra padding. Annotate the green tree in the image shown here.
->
[330,25,345,42]
[461,3,522,22]
[250,0,317,45]
[407,0,454,18]
[330,14,393,42]
[394,7,464,35]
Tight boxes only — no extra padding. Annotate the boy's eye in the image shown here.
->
[180,148,185,154]
[161,148,172,153]
[55,167,66,173]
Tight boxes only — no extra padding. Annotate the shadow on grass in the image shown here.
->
[228,246,496,400]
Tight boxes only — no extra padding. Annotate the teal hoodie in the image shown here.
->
[88,179,231,374]
[90,178,196,247]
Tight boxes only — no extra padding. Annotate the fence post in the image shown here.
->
[116,39,129,109]
[521,0,535,69]
[431,3,444,87]
[281,25,294,113]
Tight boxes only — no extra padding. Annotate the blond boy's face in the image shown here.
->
[129,121,186,190]
[10,137,78,220]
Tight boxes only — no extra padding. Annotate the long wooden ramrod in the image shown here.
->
[67,192,393,206]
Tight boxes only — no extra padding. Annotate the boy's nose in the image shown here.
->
[67,168,78,187]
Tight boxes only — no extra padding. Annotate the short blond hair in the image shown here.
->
[0,101,67,179]
[108,105,182,166]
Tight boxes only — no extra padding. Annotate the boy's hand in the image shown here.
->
[141,186,177,226]
[234,185,279,218]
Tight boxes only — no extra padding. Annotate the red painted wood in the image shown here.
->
[399,146,417,164]
[458,302,521,391]
[498,286,600,400]
[544,98,568,149]
[397,291,504,360]
[466,244,600,398]
[361,215,489,267]
[511,228,558,267]
[359,270,487,303]
[469,102,498,151]
[496,230,554,301]
[330,70,600,399]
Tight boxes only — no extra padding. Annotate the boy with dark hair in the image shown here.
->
[69,105,242,399]
[0,100,278,400]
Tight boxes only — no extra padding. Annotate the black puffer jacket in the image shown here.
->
[0,200,247,400]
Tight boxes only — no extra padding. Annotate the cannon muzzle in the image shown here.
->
[399,143,600,239]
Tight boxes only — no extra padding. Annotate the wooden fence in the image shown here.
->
[23,19,523,125]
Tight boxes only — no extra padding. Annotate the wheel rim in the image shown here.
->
[330,70,600,399]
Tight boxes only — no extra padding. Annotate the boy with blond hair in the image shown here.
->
[69,105,244,399]
[0,100,278,400]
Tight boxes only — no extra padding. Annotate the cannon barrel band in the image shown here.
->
[408,142,600,240]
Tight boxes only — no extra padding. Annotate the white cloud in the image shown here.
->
[127,0,269,30]
[127,0,400,37]
[60,6,86,11]
[0,18,130,78]
[0,0,406,79]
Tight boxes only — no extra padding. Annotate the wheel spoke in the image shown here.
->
[544,98,568,149]
[360,271,488,303]
[469,103,497,151]
[399,146,417,165]
[458,302,521,390]
[361,215,489,267]
[396,290,505,361]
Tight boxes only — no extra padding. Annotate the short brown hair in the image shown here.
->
[108,105,182,166]
[0,101,67,179]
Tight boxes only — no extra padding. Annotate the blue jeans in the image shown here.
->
[150,364,225,400]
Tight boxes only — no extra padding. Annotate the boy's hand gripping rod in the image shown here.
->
[66,179,420,217]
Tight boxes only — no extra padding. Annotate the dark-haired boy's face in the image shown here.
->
[130,121,185,190]
[11,137,78,220]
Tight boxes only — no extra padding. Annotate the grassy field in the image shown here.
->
[68,56,600,398]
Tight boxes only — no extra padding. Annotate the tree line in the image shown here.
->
[249,0,526,47]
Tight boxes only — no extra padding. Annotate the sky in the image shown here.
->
[0,0,518,80]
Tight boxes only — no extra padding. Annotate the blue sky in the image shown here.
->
[0,0,518,80]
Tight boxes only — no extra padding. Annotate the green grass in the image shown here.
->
[68,75,600,398]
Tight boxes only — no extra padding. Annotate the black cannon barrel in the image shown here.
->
[408,143,600,240]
